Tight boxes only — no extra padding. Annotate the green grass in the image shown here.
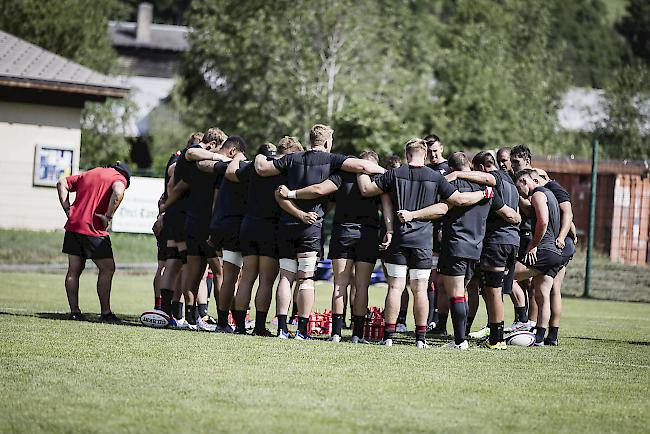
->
[0,229,156,265]
[1,271,649,433]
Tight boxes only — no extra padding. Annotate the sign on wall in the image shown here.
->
[111,176,164,234]
[33,144,78,187]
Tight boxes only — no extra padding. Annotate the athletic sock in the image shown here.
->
[397,310,407,325]
[466,315,475,335]
[450,297,467,345]
[186,305,197,325]
[488,322,504,345]
[277,314,288,333]
[298,316,309,335]
[515,306,527,323]
[160,288,173,316]
[332,314,344,336]
[291,303,298,320]
[233,310,247,332]
[437,313,448,331]
[384,322,396,341]
[198,303,208,319]
[155,296,162,311]
[254,310,268,332]
[427,289,436,325]
[535,327,546,344]
[547,326,559,342]
[217,309,229,327]
[352,315,365,338]
[173,301,183,320]
[415,325,426,343]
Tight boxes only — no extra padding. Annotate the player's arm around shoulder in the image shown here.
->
[255,154,282,177]
[225,153,247,182]
[341,158,385,175]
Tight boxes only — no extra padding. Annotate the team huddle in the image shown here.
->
[142,123,576,350]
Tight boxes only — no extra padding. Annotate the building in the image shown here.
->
[0,30,129,231]
[108,2,190,168]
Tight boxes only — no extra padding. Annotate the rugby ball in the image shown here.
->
[506,331,536,347]
[140,310,170,328]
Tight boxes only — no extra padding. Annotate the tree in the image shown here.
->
[0,0,121,74]
[617,0,650,66]
[81,98,135,168]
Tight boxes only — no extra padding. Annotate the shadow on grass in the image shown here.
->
[0,310,141,327]
[564,335,650,346]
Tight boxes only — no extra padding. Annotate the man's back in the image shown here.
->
[485,170,520,246]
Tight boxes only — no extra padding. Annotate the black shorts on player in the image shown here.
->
[185,230,218,258]
[438,255,478,281]
[240,218,278,258]
[210,216,242,252]
[163,208,186,243]
[518,234,532,261]
[384,244,433,269]
[62,231,113,259]
[328,224,379,264]
[277,223,321,259]
[480,243,517,294]
[524,250,565,278]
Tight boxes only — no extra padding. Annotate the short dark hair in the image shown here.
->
[448,152,469,171]
[514,168,536,181]
[222,135,247,153]
[472,151,497,169]
[384,154,401,169]
[497,147,511,157]
[359,150,379,163]
[424,134,441,144]
[511,144,532,162]
[256,143,276,158]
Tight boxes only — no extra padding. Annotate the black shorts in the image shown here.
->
[62,231,113,260]
[240,217,278,258]
[383,244,432,269]
[278,223,321,259]
[438,255,478,281]
[163,207,186,242]
[432,223,443,254]
[328,224,379,264]
[210,217,242,252]
[518,235,532,261]
[480,243,518,269]
[156,233,166,261]
[561,237,575,267]
[524,249,565,278]
[186,231,218,258]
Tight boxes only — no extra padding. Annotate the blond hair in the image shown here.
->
[309,124,333,147]
[202,127,228,147]
[404,138,427,155]
[187,132,204,146]
[277,136,304,155]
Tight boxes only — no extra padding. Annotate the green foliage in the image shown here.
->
[80,98,136,169]
[0,0,121,74]
[115,0,191,25]
[617,0,650,65]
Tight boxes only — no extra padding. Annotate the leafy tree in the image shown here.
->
[0,0,121,74]
[115,0,191,25]
[81,98,136,168]
[617,0,650,66]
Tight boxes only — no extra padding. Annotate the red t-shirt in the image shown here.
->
[64,168,127,237]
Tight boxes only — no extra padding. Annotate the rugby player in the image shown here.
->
[57,162,130,321]
[226,139,304,336]
[357,142,493,348]
[277,150,390,343]
[254,124,384,340]
[496,147,513,176]
[512,170,566,346]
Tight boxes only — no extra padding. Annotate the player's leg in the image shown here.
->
[532,273,553,345]
[351,260,373,343]
[153,240,166,311]
[276,262,296,337]
[441,274,468,348]
[65,254,86,318]
[217,251,242,332]
[409,270,430,348]
[397,286,409,332]
[479,266,506,348]
[295,251,318,339]
[547,265,566,345]
[427,257,440,329]
[234,254,259,333]
[330,258,354,341]
[466,277,480,335]
[381,270,407,346]
[253,255,279,336]
[161,240,182,318]
[92,257,116,318]
[182,253,204,327]
[431,280,449,335]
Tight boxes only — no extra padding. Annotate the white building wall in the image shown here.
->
[0,101,81,231]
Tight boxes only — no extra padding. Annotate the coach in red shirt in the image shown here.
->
[56,162,130,322]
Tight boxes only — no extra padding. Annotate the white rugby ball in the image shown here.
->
[140,310,170,328]
[506,331,536,347]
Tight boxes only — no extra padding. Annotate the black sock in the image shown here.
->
[488,322,505,345]
[233,309,246,332]
[186,305,196,325]
[415,325,426,343]
[161,288,173,316]
[217,309,229,327]
[397,311,407,325]
[173,301,183,319]
[466,315,475,335]
[298,316,309,335]
[277,314,288,333]
[332,314,344,336]
[450,297,467,345]
[255,310,268,332]
[437,313,448,330]
[427,290,436,325]
[535,327,546,343]
[291,303,298,318]
[547,326,559,342]
[198,303,208,319]
[515,306,527,323]
[352,315,365,338]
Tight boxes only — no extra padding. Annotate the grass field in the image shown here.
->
[1,271,649,433]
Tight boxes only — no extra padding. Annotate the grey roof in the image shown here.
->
[108,21,190,52]
[0,30,129,96]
